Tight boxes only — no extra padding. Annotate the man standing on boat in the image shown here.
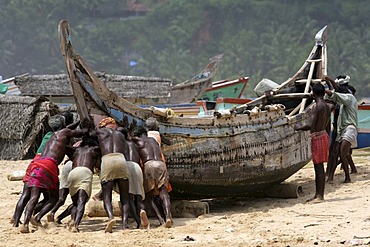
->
[324,75,358,183]
[295,83,331,202]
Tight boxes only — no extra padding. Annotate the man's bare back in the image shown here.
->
[41,128,87,164]
[72,145,100,172]
[133,135,163,164]
[94,128,129,157]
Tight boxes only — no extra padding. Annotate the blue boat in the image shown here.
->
[357,103,370,149]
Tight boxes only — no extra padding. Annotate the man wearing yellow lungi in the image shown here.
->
[67,135,100,233]
[100,153,129,183]
[92,117,131,233]
[119,127,149,229]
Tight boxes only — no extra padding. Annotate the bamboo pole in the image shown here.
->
[299,61,316,113]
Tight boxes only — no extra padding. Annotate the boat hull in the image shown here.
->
[357,103,370,149]
[164,125,311,198]
[58,20,326,199]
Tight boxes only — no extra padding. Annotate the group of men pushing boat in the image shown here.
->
[11,112,173,233]
[10,72,359,233]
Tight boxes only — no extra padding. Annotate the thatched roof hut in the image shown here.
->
[0,94,58,160]
[13,72,172,99]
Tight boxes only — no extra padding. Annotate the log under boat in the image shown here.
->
[59,19,327,198]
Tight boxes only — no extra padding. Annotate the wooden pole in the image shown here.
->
[299,61,316,113]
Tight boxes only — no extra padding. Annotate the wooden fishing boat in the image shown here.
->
[168,54,223,104]
[127,53,223,105]
[59,19,327,198]
[201,77,249,101]
[141,77,249,117]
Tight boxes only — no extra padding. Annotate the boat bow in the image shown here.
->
[59,20,328,198]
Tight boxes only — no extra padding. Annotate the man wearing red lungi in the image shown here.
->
[295,83,331,203]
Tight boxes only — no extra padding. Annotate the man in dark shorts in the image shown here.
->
[295,83,331,202]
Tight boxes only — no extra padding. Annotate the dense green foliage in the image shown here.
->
[1,0,370,99]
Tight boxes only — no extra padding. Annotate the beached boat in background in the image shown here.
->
[357,103,370,149]
[59,19,327,198]
[168,54,223,104]
[146,77,249,117]
[129,53,224,105]
[201,77,249,101]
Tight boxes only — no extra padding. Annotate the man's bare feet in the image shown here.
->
[140,210,150,229]
[165,218,172,228]
[104,219,116,233]
[30,217,42,227]
[10,217,21,227]
[47,213,55,222]
[305,197,324,204]
[68,220,75,230]
[70,225,79,233]
[20,224,30,233]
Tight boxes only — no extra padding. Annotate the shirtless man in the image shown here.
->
[145,117,171,146]
[46,140,81,224]
[295,83,331,202]
[12,115,66,227]
[20,120,87,233]
[68,135,100,232]
[117,128,149,229]
[45,159,72,223]
[132,126,172,228]
[92,117,130,232]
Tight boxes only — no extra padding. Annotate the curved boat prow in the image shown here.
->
[315,25,327,46]
[235,25,328,115]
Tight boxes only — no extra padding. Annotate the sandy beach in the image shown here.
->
[1,148,370,247]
